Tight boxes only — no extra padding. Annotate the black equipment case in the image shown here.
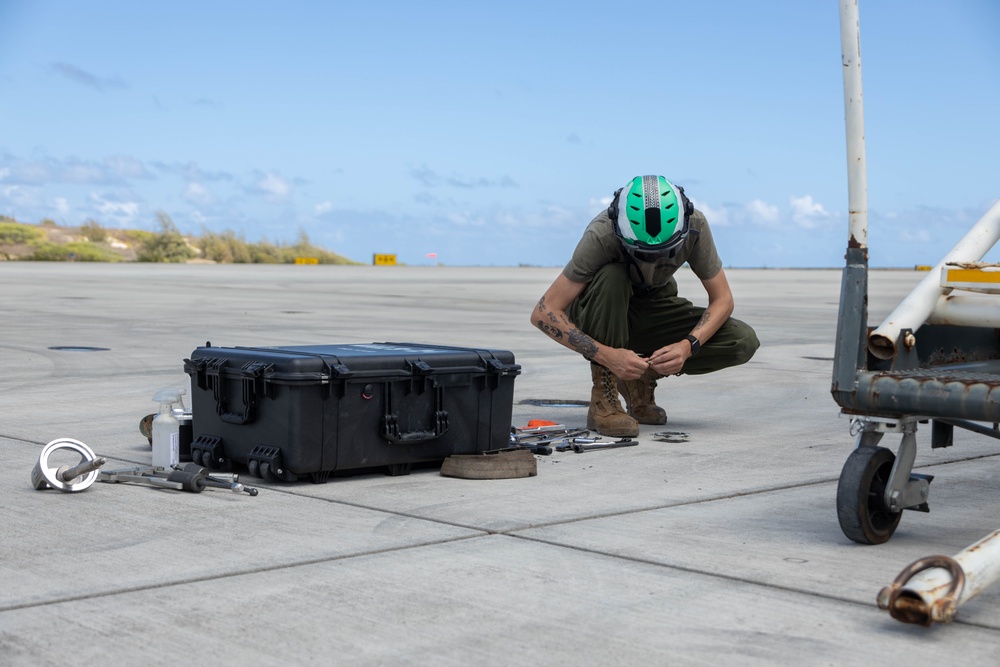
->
[183,342,520,482]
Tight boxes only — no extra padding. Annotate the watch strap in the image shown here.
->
[684,334,701,356]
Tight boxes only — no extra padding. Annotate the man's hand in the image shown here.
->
[595,347,650,381]
[648,341,693,377]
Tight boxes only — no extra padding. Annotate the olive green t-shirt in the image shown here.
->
[562,208,723,288]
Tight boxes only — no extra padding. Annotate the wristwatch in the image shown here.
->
[684,334,701,356]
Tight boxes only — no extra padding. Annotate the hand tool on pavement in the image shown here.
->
[31,438,108,492]
[100,464,259,496]
[558,438,638,453]
[515,443,554,455]
[653,431,690,443]
[511,427,590,446]
[553,436,602,452]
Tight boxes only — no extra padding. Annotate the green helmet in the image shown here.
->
[608,175,693,261]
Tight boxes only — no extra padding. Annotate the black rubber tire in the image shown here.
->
[247,459,260,479]
[259,461,273,482]
[837,446,902,544]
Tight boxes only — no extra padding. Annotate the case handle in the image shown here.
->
[381,412,449,444]
[381,385,449,444]
[193,358,268,425]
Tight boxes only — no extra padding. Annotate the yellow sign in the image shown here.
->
[373,254,397,266]
[294,257,319,265]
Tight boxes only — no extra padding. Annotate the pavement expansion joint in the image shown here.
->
[0,532,487,614]
[507,533,1000,632]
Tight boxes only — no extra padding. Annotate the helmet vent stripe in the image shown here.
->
[642,175,662,237]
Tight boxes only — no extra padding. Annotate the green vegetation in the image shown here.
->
[79,219,107,243]
[137,212,196,263]
[197,227,355,264]
[0,212,360,264]
[29,241,123,262]
[0,221,43,245]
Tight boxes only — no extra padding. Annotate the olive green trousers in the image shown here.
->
[567,263,759,375]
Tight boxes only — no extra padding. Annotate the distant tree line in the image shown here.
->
[0,212,357,264]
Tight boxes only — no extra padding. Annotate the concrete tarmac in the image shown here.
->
[2,263,999,665]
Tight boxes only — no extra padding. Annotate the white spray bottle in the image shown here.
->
[151,388,184,469]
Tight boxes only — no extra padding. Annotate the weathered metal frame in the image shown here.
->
[868,202,1000,359]
[833,0,1000,515]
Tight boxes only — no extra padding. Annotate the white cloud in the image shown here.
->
[693,200,730,227]
[98,200,140,218]
[53,197,70,214]
[314,201,333,215]
[105,155,152,180]
[789,194,831,229]
[746,199,780,226]
[1,184,44,209]
[495,205,578,229]
[444,211,486,227]
[183,182,215,207]
[410,165,517,189]
[89,192,140,223]
[0,155,126,185]
[253,172,293,203]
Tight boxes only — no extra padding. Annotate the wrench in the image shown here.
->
[569,438,638,453]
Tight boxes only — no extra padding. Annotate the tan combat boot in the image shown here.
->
[618,366,667,425]
[587,363,639,437]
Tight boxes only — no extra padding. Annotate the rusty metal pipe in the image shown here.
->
[878,530,1000,625]
[868,200,1000,359]
[926,292,1000,327]
[839,0,868,251]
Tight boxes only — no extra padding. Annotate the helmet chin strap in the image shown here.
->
[622,250,655,295]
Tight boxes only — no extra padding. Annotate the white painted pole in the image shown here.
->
[868,199,1000,359]
[839,0,868,251]
[927,292,1000,327]
[878,530,1000,625]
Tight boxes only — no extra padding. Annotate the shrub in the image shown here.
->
[28,241,119,261]
[249,240,283,264]
[200,229,254,263]
[79,220,107,243]
[138,212,195,263]
[285,229,357,265]
[0,222,43,245]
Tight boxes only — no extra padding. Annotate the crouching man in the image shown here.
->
[530,175,759,436]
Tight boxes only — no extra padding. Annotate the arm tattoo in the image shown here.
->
[568,329,598,360]
[535,321,563,340]
[696,310,711,329]
[536,296,547,313]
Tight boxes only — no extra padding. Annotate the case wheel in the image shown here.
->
[837,445,902,544]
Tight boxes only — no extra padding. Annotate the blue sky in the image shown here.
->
[1,0,998,267]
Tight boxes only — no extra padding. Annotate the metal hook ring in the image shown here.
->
[877,555,966,625]
[35,438,100,492]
